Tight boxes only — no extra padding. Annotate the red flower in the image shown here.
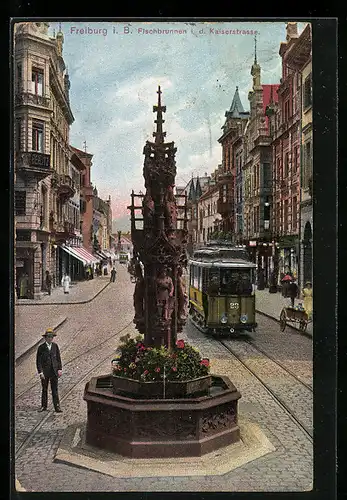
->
[176,339,185,349]
[200,358,210,367]
[143,370,149,375]
[171,366,177,372]
[154,367,161,373]
[123,367,127,372]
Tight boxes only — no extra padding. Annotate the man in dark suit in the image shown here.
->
[36,328,63,413]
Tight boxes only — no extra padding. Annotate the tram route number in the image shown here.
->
[229,302,239,309]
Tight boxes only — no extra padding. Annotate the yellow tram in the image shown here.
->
[188,244,257,335]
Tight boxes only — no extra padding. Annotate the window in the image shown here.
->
[293,147,298,171]
[15,191,26,215]
[292,196,297,231]
[276,201,281,233]
[304,141,312,189]
[15,119,21,152]
[283,200,288,233]
[304,74,312,109]
[16,64,22,90]
[31,68,44,96]
[284,100,290,122]
[284,152,289,177]
[277,158,282,183]
[32,121,44,152]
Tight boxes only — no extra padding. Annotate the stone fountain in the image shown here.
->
[83,87,241,458]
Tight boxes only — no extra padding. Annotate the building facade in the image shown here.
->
[242,48,279,283]
[217,88,250,236]
[196,182,219,244]
[14,22,74,298]
[268,23,302,283]
[284,23,312,287]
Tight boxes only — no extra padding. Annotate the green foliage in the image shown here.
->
[112,334,210,382]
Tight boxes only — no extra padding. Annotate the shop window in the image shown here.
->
[15,191,26,215]
[31,67,44,96]
[32,121,44,152]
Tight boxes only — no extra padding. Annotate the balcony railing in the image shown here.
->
[16,152,51,179]
[217,198,233,215]
[57,174,75,200]
[15,90,51,108]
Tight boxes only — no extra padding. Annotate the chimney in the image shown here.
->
[286,22,298,41]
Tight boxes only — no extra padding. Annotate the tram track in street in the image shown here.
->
[16,318,134,400]
[15,319,135,458]
[218,339,313,442]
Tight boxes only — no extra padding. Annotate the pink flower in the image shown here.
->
[171,366,177,372]
[200,358,210,368]
[154,367,161,373]
[143,370,149,375]
[176,339,185,349]
[123,367,127,372]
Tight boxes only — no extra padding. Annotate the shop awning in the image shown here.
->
[61,245,100,265]
[95,250,108,259]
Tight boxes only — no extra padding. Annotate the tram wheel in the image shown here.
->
[280,309,286,332]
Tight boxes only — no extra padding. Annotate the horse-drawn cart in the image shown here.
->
[279,306,312,333]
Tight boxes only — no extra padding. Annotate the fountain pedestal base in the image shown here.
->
[84,374,241,458]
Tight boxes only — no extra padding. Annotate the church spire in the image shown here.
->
[251,34,261,90]
[153,86,167,144]
[254,34,257,64]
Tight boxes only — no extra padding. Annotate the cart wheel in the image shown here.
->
[280,309,286,331]
[299,320,307,332]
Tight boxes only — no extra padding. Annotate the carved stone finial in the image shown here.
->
[153,85,167,144]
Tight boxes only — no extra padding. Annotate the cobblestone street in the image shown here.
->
[15,264,313,492]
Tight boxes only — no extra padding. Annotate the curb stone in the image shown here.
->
[15,316,68,364]
[15,281,111,306]
[256,309,313,339]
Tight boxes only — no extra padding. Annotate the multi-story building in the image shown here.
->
[184,175,210,252]
[268,23,302,282]
[218,87,250,237]
[14,22,75,298]
[242,46,279,282]
[92,186,113,256]
[196,182,219,244]
[283,23,312,287]
[70,146,94,254]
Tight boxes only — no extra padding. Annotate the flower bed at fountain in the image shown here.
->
[111,334,211,398]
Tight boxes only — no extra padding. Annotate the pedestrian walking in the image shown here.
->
[110,267,117,282]
[36,328,62,413]
[61,273,71,294]
[302,281,313,319]
[288,279,299,308]
[45,270,52,295]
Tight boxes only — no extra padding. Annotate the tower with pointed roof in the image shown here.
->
[129,87,188,348]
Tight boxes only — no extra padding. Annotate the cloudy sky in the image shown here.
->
[50,20,305,230]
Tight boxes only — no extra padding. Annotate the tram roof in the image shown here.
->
[188,258,256,268]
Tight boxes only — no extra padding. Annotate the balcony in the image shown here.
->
[16,152,52,180]
[15,90,51,109]
[83,185,94,198]
[217,198,233,215]
[52,220,76,242]
[57,174,75,201]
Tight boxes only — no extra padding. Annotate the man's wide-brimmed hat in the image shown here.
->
[42,328,56,337]
[281,274,293,281]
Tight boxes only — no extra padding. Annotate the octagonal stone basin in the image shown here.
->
[84,374,241,458]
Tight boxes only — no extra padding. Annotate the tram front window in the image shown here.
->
[220,269,253,295]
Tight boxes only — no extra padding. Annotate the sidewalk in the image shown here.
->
[255,289,313,337]
[16,275,110,306]
[15,314,67,362]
